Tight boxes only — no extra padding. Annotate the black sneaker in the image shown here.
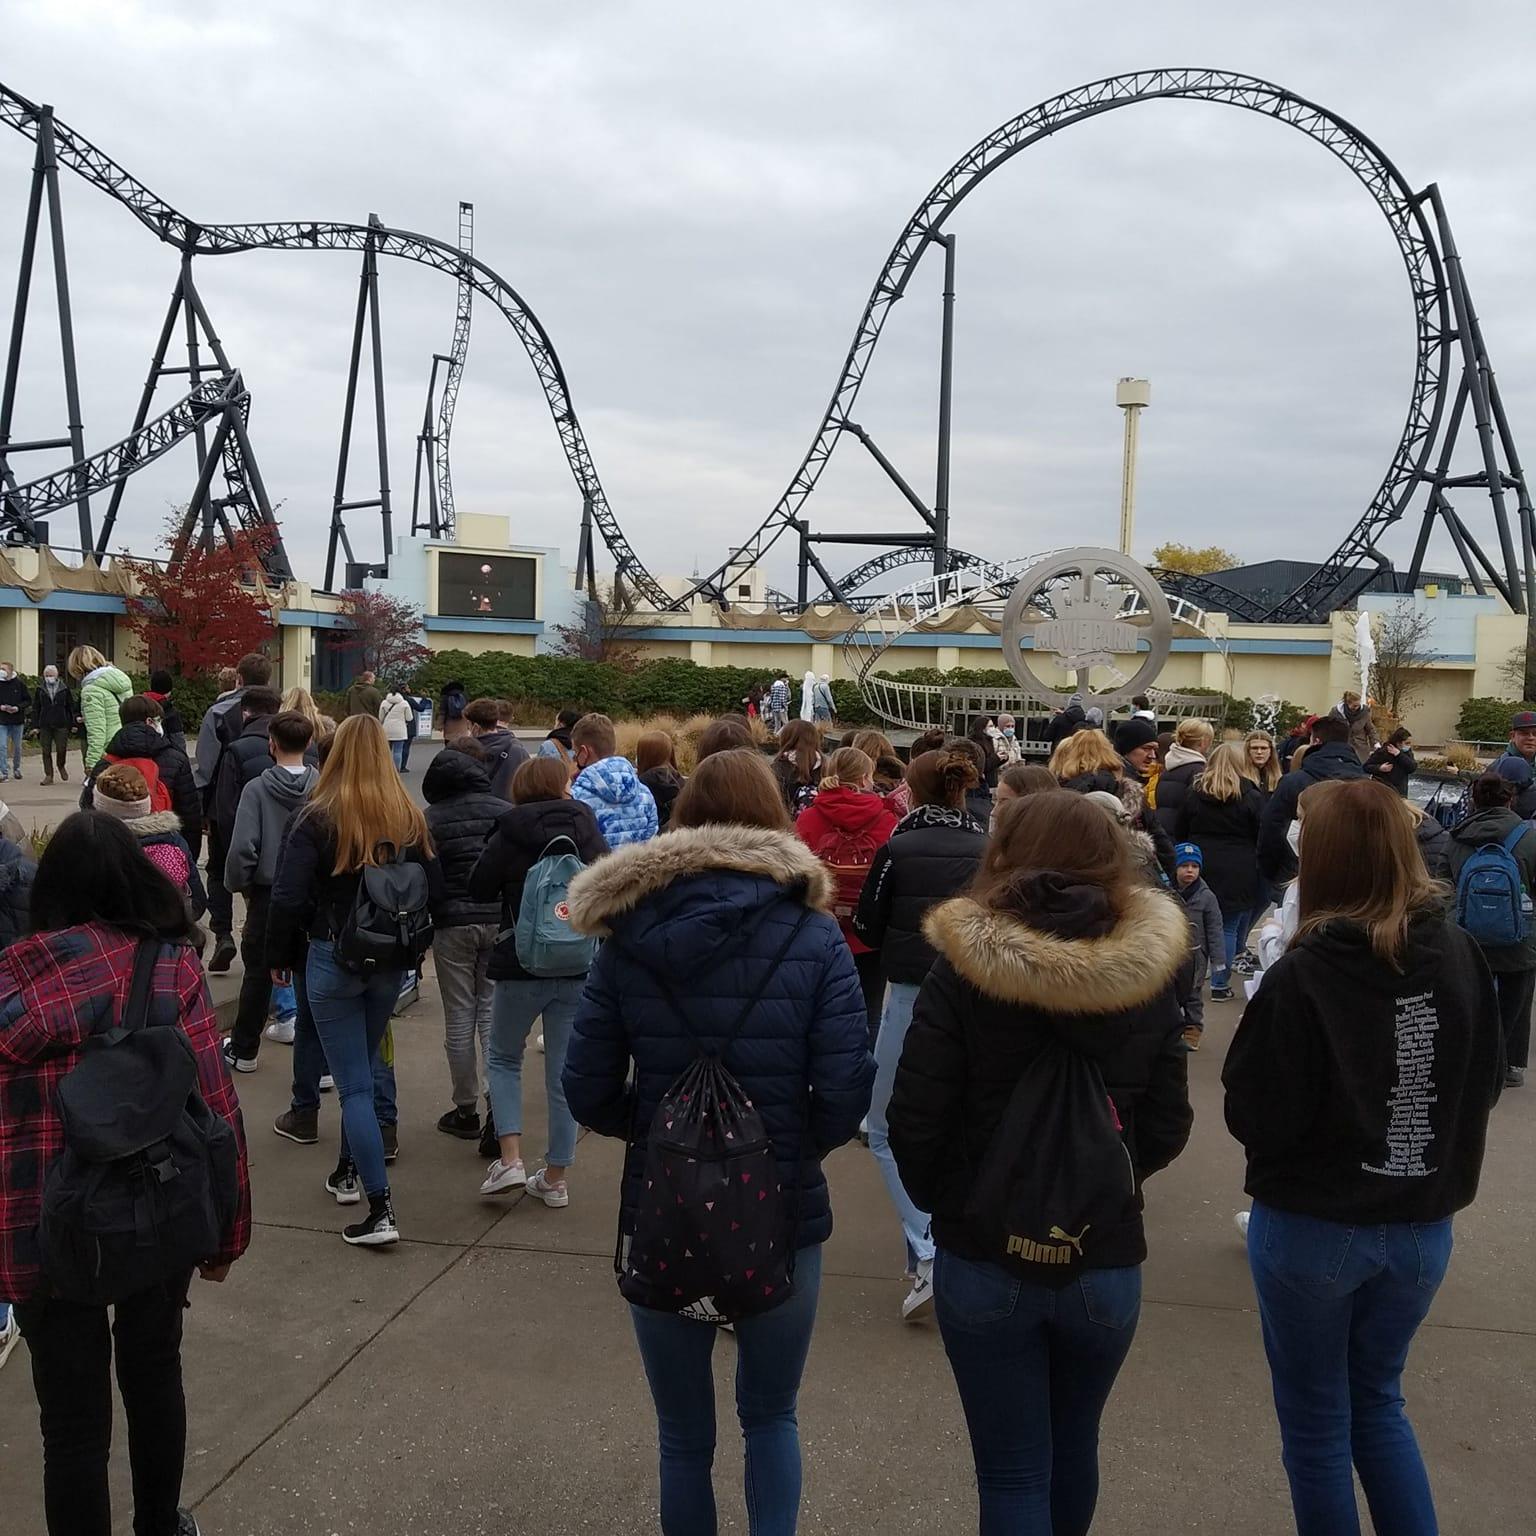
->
[343,1195,399,1247]
[176,1512,201,1536]
[1233,951,1258,975]
[208,934,237,973]
[477,1113,499,1160]
[437,1106,481,1140]
[221,1038,257,1074]
[1506,1065,1527,1088]
[274,1107,319,1144]
[325,1161,361,1205]
[1211,985,1235,1002]
[381,1123,398,1163]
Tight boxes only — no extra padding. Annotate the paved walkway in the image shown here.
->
[2,965,1532,1534]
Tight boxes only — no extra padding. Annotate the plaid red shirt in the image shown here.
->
[0,924,252,1302]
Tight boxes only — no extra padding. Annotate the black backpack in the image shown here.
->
[334,845,433,975]
[38,942,241,1305]
[963,1039,1143,1281]
[616,908,810,1324]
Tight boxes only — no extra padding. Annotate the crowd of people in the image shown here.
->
[0,657,1524,1536]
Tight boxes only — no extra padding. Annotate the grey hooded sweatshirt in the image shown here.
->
[225,763,319,893]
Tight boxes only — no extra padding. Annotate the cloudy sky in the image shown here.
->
[1,0,1532,599]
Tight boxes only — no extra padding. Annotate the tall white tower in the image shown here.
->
[1116,377,1151,556]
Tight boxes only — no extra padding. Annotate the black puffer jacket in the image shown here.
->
[639,766,686,832]
[1258,741,1366,881]
[81,723,202,849]
[421,750,508,929]
[561,826,874,1249]
[1175,784,1264,912]
[266,813,444,969]
[1151,751,1206,837]
[210,715,275,835]
[467,797,609,979]
[852,805,988,984]
[888,880,1193,1279]
[1045,703,1086,752]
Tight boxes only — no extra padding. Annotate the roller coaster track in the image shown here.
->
[2,71,1522,624]
[0,369,292,578]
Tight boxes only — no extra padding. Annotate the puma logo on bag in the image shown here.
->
[1006,1224,1091,1265]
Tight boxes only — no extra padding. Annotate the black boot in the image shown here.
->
[478,1100,499,1158]
[343,1191,399,1247]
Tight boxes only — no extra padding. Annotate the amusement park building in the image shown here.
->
[0,512,1521,745]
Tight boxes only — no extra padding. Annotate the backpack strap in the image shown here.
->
[1501,824,1529,856]
[99,940,161,1046]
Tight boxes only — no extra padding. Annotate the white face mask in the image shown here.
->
[1287,819,1303,857]
[149,719,164,735]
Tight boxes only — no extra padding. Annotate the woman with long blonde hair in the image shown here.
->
[282,684,337,745]
[1243,729,1281,795]
[268,715,440,1246]
[1175,740,1265,1001]
[1224,778,1501,1534]
[1152,716,1214,836]
[1048,727,1125,786]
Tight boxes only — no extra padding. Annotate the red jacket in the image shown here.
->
[795,787,899,952]
[0,925,251,1303]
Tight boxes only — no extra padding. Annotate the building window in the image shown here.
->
[436,553,536,619]
[39,611,114,674]
[737,584,753,598]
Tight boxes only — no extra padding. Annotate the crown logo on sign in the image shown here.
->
[1053,576,1117,622]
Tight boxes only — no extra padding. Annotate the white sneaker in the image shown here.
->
[0,1313,19,1371]
[479,1157,526,1196]
[901,1257,935,1321]
[264,1017,296,1045]
[1234,1210,1251,1241]
[319,1074,335,1092]
[534,1033,545,1053]
[526,1168,569,1208]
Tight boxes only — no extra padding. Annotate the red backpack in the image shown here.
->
[808,822,883,925]
[106,754,173,814]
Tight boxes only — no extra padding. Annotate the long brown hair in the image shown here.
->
[305,714,433,873]
[674,749,791,831]
[1296,779,1439,967]
[971,792,1135,917]
[635,729,680,776]
[777,719,822,786]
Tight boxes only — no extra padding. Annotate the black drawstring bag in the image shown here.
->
[616,908,809,1324]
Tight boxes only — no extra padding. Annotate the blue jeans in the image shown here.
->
[306,940,401,1198]
[1248,1201,1453,1536]
[272,981,297,1020]
[289,960,396,1122]
[1214,906,1254,989]
[936,1250,1141,1535]
[487,975,583,1166]
[630,1244,822,1536]
[868,981,933,1269]
[0,720,22,776]
[390,737,409,770]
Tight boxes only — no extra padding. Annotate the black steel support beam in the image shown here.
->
[837,420,936,528]
[365,215,393,568]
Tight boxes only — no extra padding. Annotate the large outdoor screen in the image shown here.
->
[436,552,537,619]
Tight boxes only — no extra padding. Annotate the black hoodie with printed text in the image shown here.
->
[1224,910,1503,1224]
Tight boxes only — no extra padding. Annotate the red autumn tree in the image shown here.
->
[122,524,278,678]
[332,589,430,681]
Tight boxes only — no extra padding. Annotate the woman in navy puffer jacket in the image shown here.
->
[564,748,873,1536]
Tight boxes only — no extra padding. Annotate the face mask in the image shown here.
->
[1003,728,1015,738]
[149,719,164,735]
[43,672,57,683]
[1286,820,1303,857]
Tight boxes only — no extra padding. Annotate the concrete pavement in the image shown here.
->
[2,970,1532,1534]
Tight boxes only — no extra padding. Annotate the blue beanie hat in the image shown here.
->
[1174,841,1203,868]
[1493,753,1534,788]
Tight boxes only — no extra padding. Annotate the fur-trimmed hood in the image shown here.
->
[923,883,1189,1015]
[569,823,834,936]
[124,810,185,839]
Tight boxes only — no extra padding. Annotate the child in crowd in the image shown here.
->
[92,762,207,921]
[1174,841,1223,1049]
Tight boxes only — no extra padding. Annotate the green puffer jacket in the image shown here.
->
[78,664,133,766]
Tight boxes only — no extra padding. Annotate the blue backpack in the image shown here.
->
[1455,824,1530,948]
[514,836,596,977]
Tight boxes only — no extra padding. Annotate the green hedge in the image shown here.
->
[1456,696,1534,743]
